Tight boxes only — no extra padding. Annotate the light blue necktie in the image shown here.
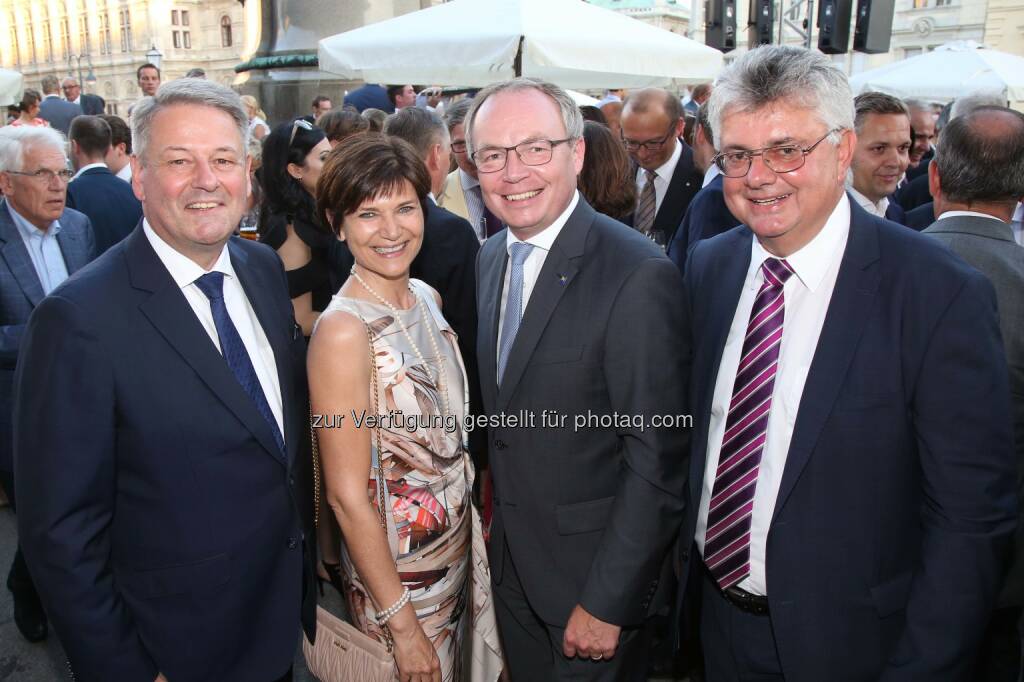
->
[497,242,534,385]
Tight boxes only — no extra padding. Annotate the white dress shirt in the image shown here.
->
[116,164,132,183]
[695,194,851,595]
[701,163,721,189]
[847,183,889,218]
[497,191,580,355]
[9,203,68,295]
[635,140,683,216]
[937,210,1007,223]
[72,161,108,180]
[143,219,284,436]
[1008,203,1023,246]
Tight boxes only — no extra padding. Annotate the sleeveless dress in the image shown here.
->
[315,279,502,682]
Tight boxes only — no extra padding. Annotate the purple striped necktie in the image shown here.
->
[704,257,794,590]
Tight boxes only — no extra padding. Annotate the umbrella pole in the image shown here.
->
[514,36,524,78]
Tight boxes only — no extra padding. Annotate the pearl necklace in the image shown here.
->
[349,268,451,420]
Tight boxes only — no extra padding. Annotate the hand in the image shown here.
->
[562,604,621,662]
[391,623,441,682]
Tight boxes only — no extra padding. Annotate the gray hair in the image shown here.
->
[40,74,61,95]
[464,77,584,156]
[0,126,68,173]
[950,92,1008,122]
[934,106,1024,205]
[443,97,473,133]
[383,106,449,158]
[131,78,248,163]
[902,98,932,115]
[707,45,854,151]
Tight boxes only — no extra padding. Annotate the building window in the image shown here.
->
[905,47,923,58]
[119,8,132,52]
[10,13,20,66]
[182,10,189,26]
[42,19,53,62]
[26,19,36,64]
[60,13,71,59]
[100,13,112,55]
[912,0,928,7]
[183,31,191,49]
[78,3,90,54]
[172,10,179,25]
[935,0,951,6]
[221,16,232,47]
[172,31,180,48]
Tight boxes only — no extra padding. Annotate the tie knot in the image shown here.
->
[509,241,534,266]
[645,169,658,183]
[761,258,794,287]
[194,271,226,301]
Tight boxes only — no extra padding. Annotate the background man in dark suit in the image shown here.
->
[846,92,911,224]
[67,115,143,254]
[679,45,1016,682]
[922,106,1024,682]
[620,88,702,248]
[466,78,688,681]
[62,76,106,115]
[668,101,740,274]
[37,74,82,136]
[0,125,95,644]
[14,79,315,682]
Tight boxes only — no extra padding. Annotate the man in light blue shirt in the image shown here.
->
[0,124,94,644]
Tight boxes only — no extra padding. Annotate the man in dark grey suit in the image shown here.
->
[62,77,106,115]
[922,105,1024,682]
[466,78,689,681]
[37,74,83,135]
[0,125,95,643]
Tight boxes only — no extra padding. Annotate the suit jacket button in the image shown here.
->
[289,475,295,487]
[495,439,507,450]
[287,537,298,549]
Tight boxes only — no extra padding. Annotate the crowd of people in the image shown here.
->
[0,42,1023,682]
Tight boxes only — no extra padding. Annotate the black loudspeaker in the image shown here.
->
[706,0,737,52]
[817,0,853,54]
[747,0,773,47]
[853,0,896,53]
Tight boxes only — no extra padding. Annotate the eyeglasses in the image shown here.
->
[289,118,314,146]
[450,140,467,154]
[7,168,75,183]
[471,138,574,174]
[621,124,677,153]
[713,129,841,178]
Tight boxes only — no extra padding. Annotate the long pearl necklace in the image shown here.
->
[349,267,451,419]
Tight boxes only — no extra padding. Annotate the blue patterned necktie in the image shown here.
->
[497,242,534,386]
[194,272,285,457]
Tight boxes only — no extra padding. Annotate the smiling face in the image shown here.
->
[718,101,854,257]
[289,138,332,197]
[471,88,584,241]
[340,179,424,286]
[131,103,250,268]
[0,143,69,230]
[620,107,681,171]
[851,112,911,203]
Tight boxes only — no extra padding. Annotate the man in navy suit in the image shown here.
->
[678,46,1016,681]
[0,125,95,644]
[14,79,315,682]
[66,115,143,254]
[846,92,912,225]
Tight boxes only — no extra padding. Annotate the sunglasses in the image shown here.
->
[289,118,314,146]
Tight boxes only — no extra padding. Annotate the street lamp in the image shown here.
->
[68,53,97,89]
[146,44,163,70]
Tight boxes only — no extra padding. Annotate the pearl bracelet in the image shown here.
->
[376,587,411,625]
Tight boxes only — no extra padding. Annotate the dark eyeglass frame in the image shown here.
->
[712,128,842,178]
[450,140,468,154]
[620,123,678,153]
[471,137,575,174]
[289,118,314,146]
[7,168,75,183]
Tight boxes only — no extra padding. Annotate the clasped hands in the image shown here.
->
[562,604,621,662]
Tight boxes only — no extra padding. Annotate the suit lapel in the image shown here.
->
[653,141,698,237]
[495,201,590,410]
[0,215,46,307]
[127,228,286,466]
[772,206,882,517]
[56,215,93,273]
[478,237,506,411]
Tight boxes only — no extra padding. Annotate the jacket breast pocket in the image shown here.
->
[529,345,586,366]
[556,496,615,535]
[121,553,231,600]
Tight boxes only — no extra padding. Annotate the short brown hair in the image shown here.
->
[316,135,431,236]
[316,109,370,144]
[578,120,637,222]
[853,92,909,134]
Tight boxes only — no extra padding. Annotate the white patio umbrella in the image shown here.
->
[0,68,24,107]
[849,41,1024,103]
[318,0,723,91]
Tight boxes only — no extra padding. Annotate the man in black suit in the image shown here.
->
[15,78,315,682]
[62,77,106,115]
[466,77,688,681]
[668,101,740,274]
[66,115,143,254]
[846,92,912,224]
[679,45,1015,682]
[37,74,82,135]
[922,106,1024,682]
[620,88,702,248]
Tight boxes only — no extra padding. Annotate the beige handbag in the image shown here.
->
[302,323,398,682]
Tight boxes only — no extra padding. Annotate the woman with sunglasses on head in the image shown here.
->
[308,135,502,682]
[259,118,335,336]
